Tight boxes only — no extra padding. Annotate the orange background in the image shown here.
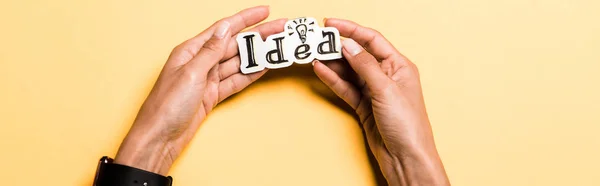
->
[1,0,600,185]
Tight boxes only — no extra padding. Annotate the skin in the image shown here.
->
[313,18,450,185]
[113,6,450,186]
[114,6,284,175]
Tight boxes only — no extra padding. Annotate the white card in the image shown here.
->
[236,17,342,74]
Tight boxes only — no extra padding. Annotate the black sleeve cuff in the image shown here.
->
[94,157,172,186]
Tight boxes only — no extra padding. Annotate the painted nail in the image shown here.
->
[214,21,230,39]
[342,39,362,56]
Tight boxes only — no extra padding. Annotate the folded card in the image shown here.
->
[236,17,342,74]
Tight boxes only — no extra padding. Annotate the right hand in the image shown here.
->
[313,18,450,186]
[114,6,286,175]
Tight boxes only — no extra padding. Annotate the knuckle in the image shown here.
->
[406,61,421,77]
[170,42,196,61]
[355,53,375,66]
[171,43,185,54]
[330,77,343,88]
[367,27,383,37]
[349,25,360,38]
[229,78,240,93]
[408,61,419,72]
[201,40,221,54]
[375,30,383,38]
[340,87,353,100]
[180,66,200,82]
[216,18,227,24]
[358,58,372,67]
[212,18,228,29]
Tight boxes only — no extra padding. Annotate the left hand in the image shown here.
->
[113,6,286,175]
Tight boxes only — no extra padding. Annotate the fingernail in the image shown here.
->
[342,39,362,56]
[214,21,230,39]
[312,61,316,66]
[323,18,328,24]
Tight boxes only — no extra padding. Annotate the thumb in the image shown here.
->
[185,21,231,74]
[341,39,390,91]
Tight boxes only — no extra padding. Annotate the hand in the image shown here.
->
[313,18,450,185]
[113,6,286,175]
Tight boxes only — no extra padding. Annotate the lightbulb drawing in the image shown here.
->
[296,24,307,43]
[286,17,314,44]
[236,16,343,74]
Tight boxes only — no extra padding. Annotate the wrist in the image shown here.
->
[389,146,449,186]
[114,123,176,176]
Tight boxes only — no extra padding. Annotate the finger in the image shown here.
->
[217,70,268,103]
[218,18,287,79]
[313,60,361,109]
[320,59,367,90]
[168,6,270,66]
[342,39,390,91]
[218,56,241,80]
[184,21,231,75]
[196,6,270,45]
[319,59,353,80]
[224,6,270,35]
[325,18,403,62]
[223,18,287,61]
